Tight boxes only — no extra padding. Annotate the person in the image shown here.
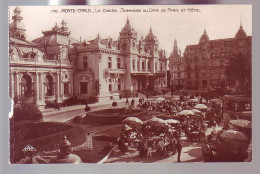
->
[176,139,183,162]
[56,103,61,111]
[131,99,135,107]
[125,98,129,105]
[85,104,91,112]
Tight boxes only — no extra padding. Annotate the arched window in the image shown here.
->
[83,56,88,69]
[44,75,53,96]
[21,75,32,98]
[108,57,112,68]
[132,59,135,71]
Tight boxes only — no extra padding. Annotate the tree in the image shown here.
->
[225,52,251,94]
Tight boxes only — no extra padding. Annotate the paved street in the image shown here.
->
[43,99,128,122]
[42,94,179,122]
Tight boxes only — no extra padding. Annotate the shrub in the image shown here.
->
[63,96,82,106]
[45,101,56,109]
[12,101,43,122]
[112,102,118,107]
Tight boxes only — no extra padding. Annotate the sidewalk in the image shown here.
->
[40,97,138,116]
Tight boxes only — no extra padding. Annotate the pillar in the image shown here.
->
[10,72,14,99]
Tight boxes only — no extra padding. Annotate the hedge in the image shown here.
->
[12,102,43,122]
[10,122,86,163]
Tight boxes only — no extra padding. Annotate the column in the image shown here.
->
[56,73,60,102]
[35,73,39,101]
[16,73,20,98]
[10,73,14,99]
[39,73,43,100]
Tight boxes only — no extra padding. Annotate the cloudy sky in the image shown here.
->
[9,5,252,56]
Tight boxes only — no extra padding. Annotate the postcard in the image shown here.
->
[9,5,252,164]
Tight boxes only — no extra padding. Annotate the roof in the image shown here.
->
[9,37,35,47]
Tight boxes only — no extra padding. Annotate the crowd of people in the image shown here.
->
[117,94,225,162]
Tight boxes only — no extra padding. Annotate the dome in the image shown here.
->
[14,6,22,12]
[145,27,158,44]
[9,21,26,31]
[235,25,247,39]
[199,29,209,44]
[120,18,137,38]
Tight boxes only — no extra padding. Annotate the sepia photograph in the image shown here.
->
[8,5,252,164]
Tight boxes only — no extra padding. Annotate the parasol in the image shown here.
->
[210,98,222,103]
[123,124,132,130]
[194,104,208,109]
[123,117,143,125]
[145,117,168,127]
[219,130,249,141]
[170,97,179,102]
[165,119,180,124]
[230,119,252,129]
[156,97,166,102]
[191,109,202,114]
[188,98,199,103]
[179,110,195,116]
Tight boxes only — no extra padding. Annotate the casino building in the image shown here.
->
[183,26,252,91]
[9,7,168,105]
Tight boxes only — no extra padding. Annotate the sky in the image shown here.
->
[9,5,252,57]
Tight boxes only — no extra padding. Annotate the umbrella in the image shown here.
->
[219,130,249,141]
[188,98,198,103]
[156,97,165,102]
[194,104,208,109]
[145,117,168,127]
[179,110,195,116]
[123,117,143,125]
[210,98,222,103]
[230,119,252,129]
[191,109,202,114]
[170,97,179,102]
[165,119,180,124]
[123,124,132,130]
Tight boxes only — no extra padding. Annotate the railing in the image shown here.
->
[44,95,56,101]
[131,69,152,73]
[106,68,125,74]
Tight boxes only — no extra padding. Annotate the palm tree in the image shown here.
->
[225,52,251,95]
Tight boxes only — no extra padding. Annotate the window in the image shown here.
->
[132,59,135,70]
[117,58,121,69]
[118,79,121,91]
[44,75,53,96]
[142,61,145,70]
[137,60,140,71]
[109,84,112,91]
[83,56,88,69]
[107,57,112,69]
[148,60,151,71]
[155,62,158,72]
[64,83,69,95]
[160,63,163,72]
[80,82,88,94]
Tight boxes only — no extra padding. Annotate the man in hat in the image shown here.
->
[176,139,183,162]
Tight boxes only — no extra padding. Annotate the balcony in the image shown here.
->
[106,68,125,74]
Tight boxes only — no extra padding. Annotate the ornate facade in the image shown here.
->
[183,26,252,91]
[169,39,185,90]
[9,7,168,105]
